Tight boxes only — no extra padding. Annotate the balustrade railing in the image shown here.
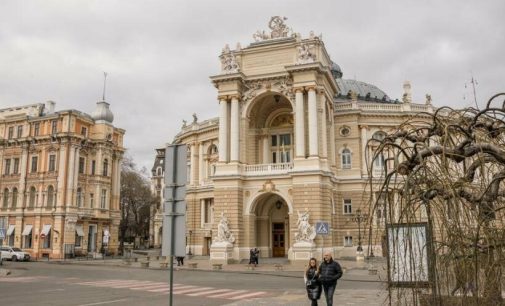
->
[243,162,293,176]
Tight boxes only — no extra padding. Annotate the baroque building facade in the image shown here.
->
[0,100,124,259]
[151,17,436,262]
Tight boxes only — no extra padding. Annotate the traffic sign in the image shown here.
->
[316,222,330,235]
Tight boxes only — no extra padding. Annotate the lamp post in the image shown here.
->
[188,230,193,256]
[352,209,368,254]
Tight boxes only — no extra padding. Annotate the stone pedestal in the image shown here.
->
[210,242,234,265]
[289,241,317,263]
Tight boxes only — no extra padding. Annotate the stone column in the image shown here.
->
[218,98,229,162]
[360,125,368,176]
[66,145,76,206]
[198,142,204,185]
[190,143,197,185]
[329,113,336,167]
[57,144,67,206]
[230,96,240,162]
[262,135,269,163]
[308,87,319,156]
[321,94,328,158]
[295,88,305,158]
[19,145,29,207]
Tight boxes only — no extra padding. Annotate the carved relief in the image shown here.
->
[271,114,294,127]
[214,212,235,244]
[220,44,240,74]
[294,208,316,243]
[241,77,294,103]
[253,16,293,42]
[296,43,316,65]
[259,179,278,193]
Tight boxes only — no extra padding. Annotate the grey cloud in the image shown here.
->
[1,0,503,172]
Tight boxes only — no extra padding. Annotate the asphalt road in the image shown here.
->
[0,261,386,306]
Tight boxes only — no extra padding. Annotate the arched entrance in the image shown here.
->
[252,192,290,257]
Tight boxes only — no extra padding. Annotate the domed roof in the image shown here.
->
[335,78,391,102]
[330,61,343,79]
[91,101,114,123]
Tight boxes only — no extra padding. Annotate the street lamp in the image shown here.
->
[352,209,368,253]
[188,230,193,256]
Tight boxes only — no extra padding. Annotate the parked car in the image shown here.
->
[0,246,31,261]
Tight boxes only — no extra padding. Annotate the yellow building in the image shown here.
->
[151,17,436,263]
[0,100,124,259]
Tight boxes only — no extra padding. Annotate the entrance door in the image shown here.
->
[87,225,97,252]
[272,222,285,257]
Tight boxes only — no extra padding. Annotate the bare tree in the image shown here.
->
[368,93,505,305]
[119,155,157,254]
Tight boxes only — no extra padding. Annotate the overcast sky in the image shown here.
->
[1,0,504,173]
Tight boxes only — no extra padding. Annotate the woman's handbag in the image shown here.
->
[306,274,316,287]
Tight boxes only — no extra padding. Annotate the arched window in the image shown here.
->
[47,185,54,208]
[76,187,82,207]
[103,159,109,176]
[11,188,17,209]
[156,167,162,176]
[341,148,351,169]
[374,153,385,168]
[3,188,9,208]
[29,187,36,208]
[372,131,386,141]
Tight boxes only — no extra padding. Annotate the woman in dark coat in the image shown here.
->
[304,257,322,306]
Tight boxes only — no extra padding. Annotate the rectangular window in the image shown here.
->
[8,127,14,139]
[48,155,56,172]
[24,232,32,249]
[75,233,82,247]
[79,157,85,174]
[279,134,291,146]
[90,193,94,209]
[51,120,58,134]
[272,152,277,163]
[31,156,38,173]
[344,236,353,247]
[4,159,11,175]
[343,199,352,215]
[13,158,19,174]
[204,198,214,223]
[17,125,23,138]
[271,135,277,147]
[91,160,96,175]
[100,189,107,209]
[43,231,51,249]
[81,127,87,137]
[34,123,40,136]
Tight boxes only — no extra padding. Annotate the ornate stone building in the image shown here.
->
[151,17,436,263]
[0,100,124,259]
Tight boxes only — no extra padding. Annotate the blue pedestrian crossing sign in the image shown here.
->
[316,222,330,235]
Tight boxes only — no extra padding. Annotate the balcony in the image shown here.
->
[243,163,293,176]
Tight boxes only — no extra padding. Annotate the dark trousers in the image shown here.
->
[310,299,318,306]
[322,282,337,306]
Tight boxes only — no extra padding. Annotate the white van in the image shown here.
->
[0,246,31,261]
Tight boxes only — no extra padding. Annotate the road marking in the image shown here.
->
[129,283,169,290]
[73,279,272,301]
[78,299,129,306]
[170,286,213,294]
[148,285,196,293]
[186,288,233,296]
[208,289,248,298]
[0,276,49,282]
[229,291,268,300]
